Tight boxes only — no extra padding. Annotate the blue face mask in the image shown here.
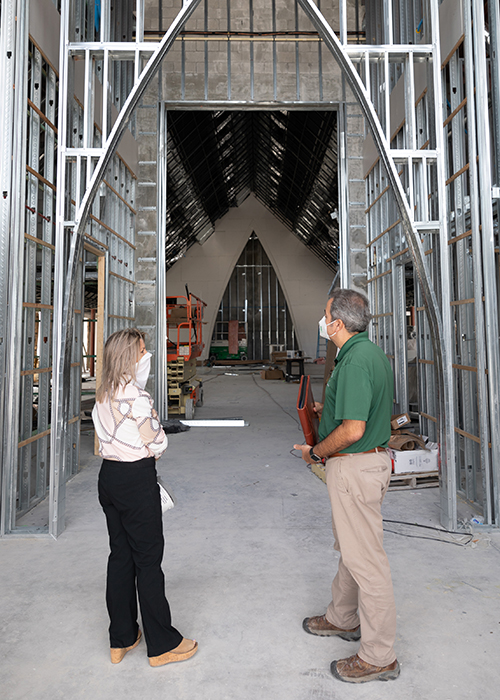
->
[318,316,337,341]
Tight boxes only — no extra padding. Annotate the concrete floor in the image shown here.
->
[1,366,500,700]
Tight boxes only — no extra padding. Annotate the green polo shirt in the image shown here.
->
[318,331,393,453]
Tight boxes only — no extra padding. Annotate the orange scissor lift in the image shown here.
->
[167,293,207,419]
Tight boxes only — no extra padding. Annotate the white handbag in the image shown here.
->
[157,477,176,513]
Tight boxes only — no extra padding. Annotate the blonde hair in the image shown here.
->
[96,328,145,402]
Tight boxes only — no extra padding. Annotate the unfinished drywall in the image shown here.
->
[166,195,335,360]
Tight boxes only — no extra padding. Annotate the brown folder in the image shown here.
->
[296,375,319,446]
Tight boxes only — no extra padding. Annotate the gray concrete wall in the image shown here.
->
[341,90,369,292]
[145,1,347,103]
[135,81,162,394]
[165,195,334,360]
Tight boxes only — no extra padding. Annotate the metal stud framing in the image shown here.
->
[2,1,500,535]
[298,1,458,529]
[49,0,203,537]
[0,0,140,536]
[362,0,500,526]
[0,0,30,535]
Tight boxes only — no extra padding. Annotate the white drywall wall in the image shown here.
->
[166,195,335,360]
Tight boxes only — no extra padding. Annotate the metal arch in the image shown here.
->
[50,0,203,538]
[50,0,457,533]
[297,0,456,527]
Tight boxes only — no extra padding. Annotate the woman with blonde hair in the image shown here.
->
[92,328,197,667]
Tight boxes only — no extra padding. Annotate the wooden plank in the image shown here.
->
[445,163,469,187]
[448,229,472,246]
[443,96,467,128]
[28,98,58,134]
[89,214,136,249]
[441,34,465,70]
[365,185,391,214]
[84,232,109,250]
[420,411,437,423]
[109,271,136,285]
[367,269,392,284]
[18,428,51,449]
[311,462,326,484]
[366,219,401,248]
[103,179,137,215]
[25,232,55,251]
[26,164,56,192]
[389,471,439,490]
[21,367,51,377]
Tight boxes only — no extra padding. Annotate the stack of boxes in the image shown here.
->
[388,413,439,475]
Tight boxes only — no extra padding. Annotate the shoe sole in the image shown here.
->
[149,641,198,667]
[330,660,400,683]
[110,629,142,664]
[302,618,361,641]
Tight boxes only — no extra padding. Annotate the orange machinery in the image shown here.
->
[166,293,207,419]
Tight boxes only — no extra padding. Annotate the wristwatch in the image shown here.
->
[309,447,324,464]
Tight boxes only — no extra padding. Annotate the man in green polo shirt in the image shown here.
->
[294,288,399,684]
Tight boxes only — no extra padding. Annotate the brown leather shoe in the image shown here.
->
[110,629,142,664]
[302,615,361,641]
[331,653,400,683]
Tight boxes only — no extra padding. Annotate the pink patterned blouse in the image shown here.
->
[92,383,168,462]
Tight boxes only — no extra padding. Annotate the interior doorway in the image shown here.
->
[210,232,296,362]
[81,245,106,457]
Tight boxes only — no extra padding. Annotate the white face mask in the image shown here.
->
[134,351,152,389]
[318,315,338,341]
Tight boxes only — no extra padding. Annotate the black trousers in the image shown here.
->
[98,457,183,657]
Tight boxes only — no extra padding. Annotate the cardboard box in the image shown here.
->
[388,443,438,474]
[260,368,285,380]
[391,413,411,430]
[417,442,439,472]
[388,431,426,451]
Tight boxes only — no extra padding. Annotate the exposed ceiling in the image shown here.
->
[164,110,339,271]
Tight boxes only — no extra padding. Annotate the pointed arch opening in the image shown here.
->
[210,232,296,362]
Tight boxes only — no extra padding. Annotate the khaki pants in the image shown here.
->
[324,450,397,666]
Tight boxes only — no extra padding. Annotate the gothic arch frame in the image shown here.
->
[47,0,458,537]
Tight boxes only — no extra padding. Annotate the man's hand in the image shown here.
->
[293,443,313,463]
[313,401,324,417]
[293,420,366,464]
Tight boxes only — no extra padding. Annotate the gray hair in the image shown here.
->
[328,288,372,333]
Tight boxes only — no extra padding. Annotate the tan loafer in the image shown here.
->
[149,638,198,667]
[110,629,142,664]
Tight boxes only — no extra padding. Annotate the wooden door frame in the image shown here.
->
[84,243,106,455]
